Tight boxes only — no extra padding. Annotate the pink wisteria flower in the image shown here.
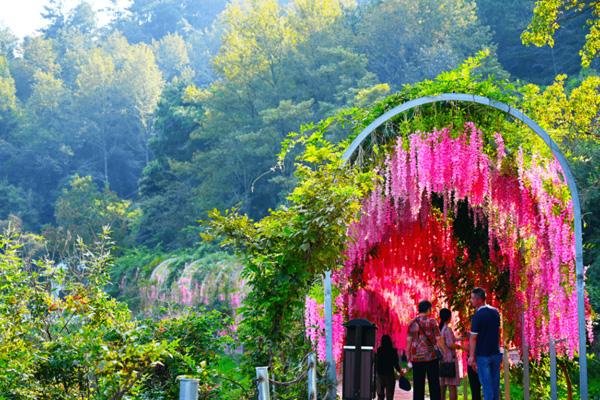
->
[306,123,591,362]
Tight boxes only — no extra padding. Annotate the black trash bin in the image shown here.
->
[342,319,377,400]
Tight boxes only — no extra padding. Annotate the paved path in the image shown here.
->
[337,384,428,399]
[393,387,419,399]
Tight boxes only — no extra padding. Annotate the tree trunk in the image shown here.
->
[103,141,109,189]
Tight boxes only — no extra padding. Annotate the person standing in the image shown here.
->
[374,334,401,400]
[406,300,447,400]
[468,287,501,400]
[467,364,482,400]
[465,333,482,400]
[439,308,461,400]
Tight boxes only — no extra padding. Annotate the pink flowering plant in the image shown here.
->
[308,122,591,361]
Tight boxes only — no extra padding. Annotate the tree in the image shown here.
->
[74,34,163,195]
[213,0,298,84]
[136,0,379,248]
[0,55,21,192]
[0,55,16,117]
[152,33,191,81]
[40,0,66,39]
[352,0,492,88]
[0,27,18,58]
[115,0,228,43]
[185,24,222,87]
[0,181,38,227]
[476,0,590,84]
[54,175,140,248]
[522,0,600,67]
[113,37,164,165]
[9,37,60,101]
[136,80,205,248]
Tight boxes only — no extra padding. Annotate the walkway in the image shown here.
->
[394,388,421,399]
[336,383,428,400]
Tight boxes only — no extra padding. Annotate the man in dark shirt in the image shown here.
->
[468,287,501,400]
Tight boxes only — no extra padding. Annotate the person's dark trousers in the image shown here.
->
[376,373,396,400]
[412,360,441,400]
[467,365,482,400]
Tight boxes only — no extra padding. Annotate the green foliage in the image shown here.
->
[0,55,16,112]
[9,37,60,101]
[353,0,492,88]
[141,310,236,399]
[0,181,38,228]
[115,0,228,43]
[521,0,600,67]
[74,33,163,194]
[0,28,165,229]
[205,127,374,368]
[0,227,238,399]
[0,229,172,399]
[53,175,141,250]
[152,33,191,81]
[476,0,589,84]
[138,0,380,248]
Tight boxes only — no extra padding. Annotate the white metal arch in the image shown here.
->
[323,93,588,399]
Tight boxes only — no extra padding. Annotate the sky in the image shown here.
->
[0,0,129,38]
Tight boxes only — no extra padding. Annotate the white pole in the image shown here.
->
[503,349,510,400]
[550,337,557,400]
[256,366,271,400]
[323,271,337,399]
[522,313,530,400]
[308,353,317,400]
[179,378,199,400]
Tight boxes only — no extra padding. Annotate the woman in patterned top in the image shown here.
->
[439,308,462,400]
[406,300,448,400]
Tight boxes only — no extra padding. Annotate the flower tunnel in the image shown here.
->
[304,94,592,395]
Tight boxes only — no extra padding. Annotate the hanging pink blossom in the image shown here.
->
[307,122,591,362]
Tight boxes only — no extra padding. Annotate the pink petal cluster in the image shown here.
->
[305,296,344,361]
[306,123,591,361]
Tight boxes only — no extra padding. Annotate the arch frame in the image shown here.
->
[323,93,588,399]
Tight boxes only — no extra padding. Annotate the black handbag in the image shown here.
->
[439,361,457,378]
[398,375,412,391]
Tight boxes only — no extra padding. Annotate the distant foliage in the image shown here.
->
[476,0,590,84]
[0,0,595,250]
[521,0,600,67]
[354,0,492,87]
[52,175,140,249]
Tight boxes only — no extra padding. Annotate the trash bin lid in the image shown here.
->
[343,318,376,328]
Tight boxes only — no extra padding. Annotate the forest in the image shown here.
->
[0,0,599,398]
